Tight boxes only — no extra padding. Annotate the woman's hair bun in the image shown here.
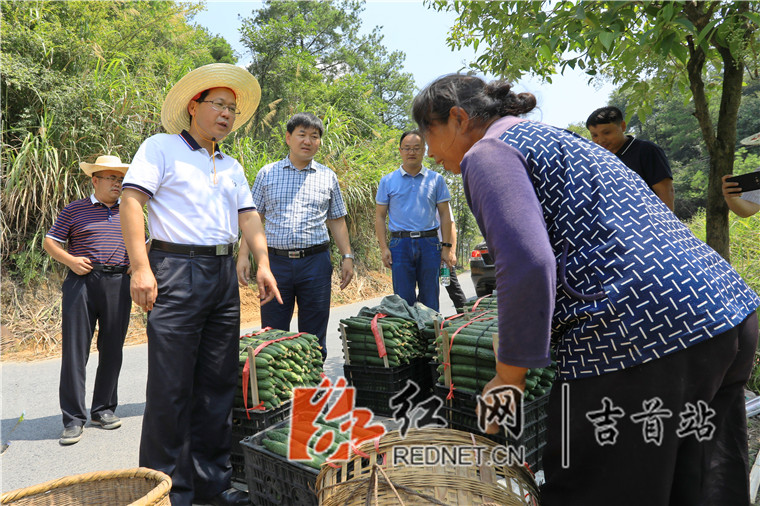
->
[484,81,513,100]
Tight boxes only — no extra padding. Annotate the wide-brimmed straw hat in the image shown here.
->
[161,63,261,135]
[80,155,130,176]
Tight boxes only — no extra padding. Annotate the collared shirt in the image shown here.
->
[47,194,130,266]
[462,116,759,380]
[251,156,347,249]
[376,165,450,232]
[123,130,255,245]
[616,135,673,188]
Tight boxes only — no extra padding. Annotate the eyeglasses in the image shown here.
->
[199,100,240,115]
[95,175,124,184]
[400,147,423,153]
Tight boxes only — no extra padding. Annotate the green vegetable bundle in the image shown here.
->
[436,317,499,394]
[463,295,499,312]
[421,323,438,360]
[236,329,324,411]
[338,315,425,366]
[260,417,348,471]
[435,316,556,399]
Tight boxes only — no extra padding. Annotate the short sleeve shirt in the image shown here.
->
[462,117,760,380]
[46,195,130,266]
[123,131,255,245]
[376,166,450,232]
[250,156,347,249]
[616,135,673,188]
[742,190,760,205]
[741,172,760,205]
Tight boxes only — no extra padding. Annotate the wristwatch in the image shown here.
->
[441,242,453,248]
[341,253,355,262]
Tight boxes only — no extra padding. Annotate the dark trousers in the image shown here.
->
[139,251,240,506]
[541,311,759,506]
[444,268,467,310]
[261,251,332,360]
[60,269,130,428]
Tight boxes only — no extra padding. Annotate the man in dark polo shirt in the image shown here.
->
[586,106,675,211]
[44,155,132,446]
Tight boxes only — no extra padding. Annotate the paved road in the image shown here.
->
[0,273,476,494]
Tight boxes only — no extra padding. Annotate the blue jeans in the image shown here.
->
[389,236,441,311]
[261,251,332,360]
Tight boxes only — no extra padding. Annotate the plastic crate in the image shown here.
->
[433,384,549,470]
[241,421,319,506]
[343,359,431,417]
[230,401,291,483]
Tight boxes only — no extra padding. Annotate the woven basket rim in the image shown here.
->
[0,467,171,505]
[316,427,539,505]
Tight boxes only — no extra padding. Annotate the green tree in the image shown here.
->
[1,0,235,279]
[608,73,760,220]
[437,0,760,261]
[239,0,416,140]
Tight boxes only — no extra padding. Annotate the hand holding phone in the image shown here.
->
[725,171,760,195]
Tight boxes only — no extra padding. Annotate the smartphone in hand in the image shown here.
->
[726,171,760,194]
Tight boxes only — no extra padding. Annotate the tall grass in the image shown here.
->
[1,115,88,283]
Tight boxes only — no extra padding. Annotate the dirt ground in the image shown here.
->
[0,269,392,362]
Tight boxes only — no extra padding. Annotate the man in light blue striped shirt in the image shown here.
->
[237,113,354,360]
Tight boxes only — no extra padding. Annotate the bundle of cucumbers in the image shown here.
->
[422,322,438,360]
[435,317,556,400]
[463,295,499,312]
[237,329,324,411]
[259,417,347,471]
[338,315,425,367]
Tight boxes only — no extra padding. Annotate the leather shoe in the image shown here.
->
[199,487,250,506]
[59,425,83,445]
[91,412,121,430]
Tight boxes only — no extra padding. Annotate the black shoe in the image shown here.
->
[59,425,83,445]
[91,412,122,430]
[200,487,250,506]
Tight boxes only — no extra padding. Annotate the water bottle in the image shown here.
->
[440,261,450,286]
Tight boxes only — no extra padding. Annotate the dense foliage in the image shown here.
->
[1,0,232,281]
[1,0,462,284]
[609,75,760,221]
[436,0,760,261]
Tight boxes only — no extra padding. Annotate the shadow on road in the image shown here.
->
[1,402,145,445]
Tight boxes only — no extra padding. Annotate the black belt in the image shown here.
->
[151,239,234,257]
[390,229,438,238]
[268,242,329,259]
[90,263,129,274]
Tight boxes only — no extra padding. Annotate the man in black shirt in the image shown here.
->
[587,106,675,211]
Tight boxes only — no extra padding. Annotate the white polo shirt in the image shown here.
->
[123,131,255,245]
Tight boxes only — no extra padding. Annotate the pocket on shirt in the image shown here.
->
[558,239,606,302]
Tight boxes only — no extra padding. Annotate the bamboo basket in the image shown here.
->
[316,428,539,505]
[0,468,171,506]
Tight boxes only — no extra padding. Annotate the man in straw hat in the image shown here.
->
[43,155,133,446]
[121,63,281,506]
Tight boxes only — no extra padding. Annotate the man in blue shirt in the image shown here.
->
[237,112,354,361]
[375,130,453,311]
